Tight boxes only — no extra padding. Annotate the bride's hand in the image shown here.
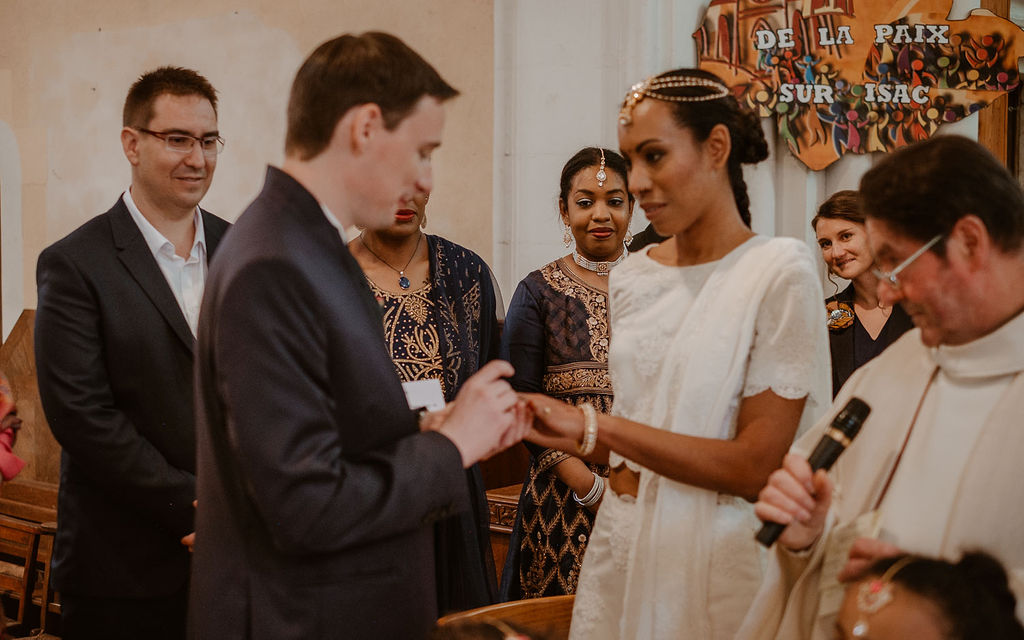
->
[521,393,584,441]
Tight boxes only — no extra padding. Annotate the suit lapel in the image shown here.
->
[263,166,383,329]
[202,209,227,258]
[109,200,195,352]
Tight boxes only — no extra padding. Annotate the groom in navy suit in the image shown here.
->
[190,32,528,639]
[35,67,229,639]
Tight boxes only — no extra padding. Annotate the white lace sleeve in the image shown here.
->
[743,251,830,403]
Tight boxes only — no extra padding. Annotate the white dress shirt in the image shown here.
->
[320,203,349,242]
[123,189,207,336]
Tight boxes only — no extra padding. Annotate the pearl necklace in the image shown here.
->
[572,248,628,275]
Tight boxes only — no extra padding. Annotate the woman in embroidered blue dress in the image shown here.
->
[525,70,831,639]
[349,193,501,614]
[499,147,633,600]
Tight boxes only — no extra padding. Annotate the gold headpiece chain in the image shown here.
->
[618,75,730,125]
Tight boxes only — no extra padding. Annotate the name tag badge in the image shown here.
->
[401,379,446,412]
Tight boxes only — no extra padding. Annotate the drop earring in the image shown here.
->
[624,230,633,245]
[563,225,572,248]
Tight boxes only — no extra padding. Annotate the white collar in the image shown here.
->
[320,204,348,243]
[930,309,1024,378]
[123,189,205,258]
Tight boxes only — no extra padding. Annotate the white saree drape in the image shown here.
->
[570,236,830,639]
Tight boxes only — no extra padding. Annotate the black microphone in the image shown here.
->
[755,397,871,547]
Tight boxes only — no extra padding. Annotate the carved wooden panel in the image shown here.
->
[486,483,522,582]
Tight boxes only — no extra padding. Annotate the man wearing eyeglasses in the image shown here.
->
[35,67,230,640]
[738,134,1024,639]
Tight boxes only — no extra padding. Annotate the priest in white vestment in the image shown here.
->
[738,135,1024,640]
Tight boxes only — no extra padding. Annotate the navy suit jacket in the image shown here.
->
[189,167,469,640]
[35,198,229,597]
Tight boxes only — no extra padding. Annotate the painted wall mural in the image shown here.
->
[695,0,1024,170]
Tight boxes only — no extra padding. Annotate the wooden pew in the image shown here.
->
[0,479,58,635]
[437,594,575,640]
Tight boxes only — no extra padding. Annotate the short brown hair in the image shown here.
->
[123,66,218,128]
[285,31,459,160]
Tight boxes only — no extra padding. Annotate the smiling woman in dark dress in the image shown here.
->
[814,190,914,396]
[499,147,632,600]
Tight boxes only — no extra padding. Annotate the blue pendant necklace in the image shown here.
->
[359,232,423,290]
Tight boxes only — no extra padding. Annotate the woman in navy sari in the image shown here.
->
[499,147,632,600]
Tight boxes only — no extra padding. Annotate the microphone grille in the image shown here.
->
[832,397,871,439]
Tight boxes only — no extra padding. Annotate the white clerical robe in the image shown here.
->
[737,310,1024,640]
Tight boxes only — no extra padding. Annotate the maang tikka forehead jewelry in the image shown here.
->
[618,75,731,125]
[596,149,607,187]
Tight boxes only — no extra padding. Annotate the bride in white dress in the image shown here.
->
[525,68,831,640]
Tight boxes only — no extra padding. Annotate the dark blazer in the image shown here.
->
[34,198,229,597]
[189,167,469,640]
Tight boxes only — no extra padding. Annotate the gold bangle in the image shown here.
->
[577,402,598,456]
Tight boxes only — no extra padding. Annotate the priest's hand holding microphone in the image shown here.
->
[753,398,870,551]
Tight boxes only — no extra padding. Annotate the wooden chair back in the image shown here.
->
[0,514,43,628]
[0,479,58,633]
[437,594,575,640]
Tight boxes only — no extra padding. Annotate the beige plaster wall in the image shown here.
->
[0,0,494,331]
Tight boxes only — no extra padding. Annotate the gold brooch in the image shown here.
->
[826,301,855,331]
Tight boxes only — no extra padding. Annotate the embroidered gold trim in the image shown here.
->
[543,364,612,397]
[536,448,572,474]
[541,261,611,363]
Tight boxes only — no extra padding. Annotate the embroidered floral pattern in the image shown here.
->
[432,243,483,396]
[372,281,448,396]
[541,262,610,363]
[368,237,491,402]
[543,363,612,397]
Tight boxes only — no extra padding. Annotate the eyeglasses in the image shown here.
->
[135,128,225,156]
[871,234,942,289]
